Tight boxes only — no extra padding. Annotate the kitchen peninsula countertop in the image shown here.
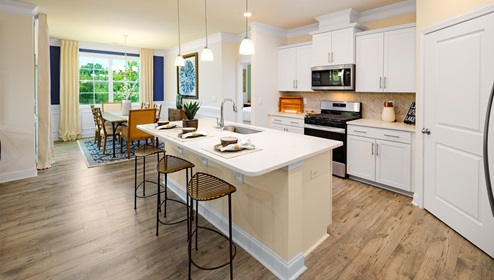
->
[138,118,342,279]
[347,118,416,133]
[138,118,342,176]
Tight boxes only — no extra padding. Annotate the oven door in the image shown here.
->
[304,124,347,178]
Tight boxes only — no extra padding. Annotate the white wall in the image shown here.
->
[250,23,288,128]
[0,3,37,183]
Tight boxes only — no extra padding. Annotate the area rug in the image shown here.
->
[77,138,162,168]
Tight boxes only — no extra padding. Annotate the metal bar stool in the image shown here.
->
[187,172,237,280]
[156,155,195,236]
[134,144,166,209]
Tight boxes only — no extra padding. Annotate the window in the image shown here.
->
[79,53,140,105]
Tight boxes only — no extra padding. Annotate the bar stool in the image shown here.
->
[156,155,195,236]
[134,144,166,209]
[187,172,237,280]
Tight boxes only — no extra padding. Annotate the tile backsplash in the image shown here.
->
[280,91,416,122]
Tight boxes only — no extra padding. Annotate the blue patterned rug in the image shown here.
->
[77,138,161,168]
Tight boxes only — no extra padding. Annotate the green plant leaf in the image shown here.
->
[183,100,201,119]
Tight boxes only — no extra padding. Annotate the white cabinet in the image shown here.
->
[356,24,416,93]
[312,27,358,66]
[347,125,412,192]
[278,43,312,91]
[269,115,304,134]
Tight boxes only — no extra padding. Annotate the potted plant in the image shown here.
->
[182,100,201,129]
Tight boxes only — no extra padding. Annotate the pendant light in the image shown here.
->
[175,0,185,67]
[239,0,254,55]
[201,0,214,61]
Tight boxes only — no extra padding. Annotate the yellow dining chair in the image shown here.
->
[120,109,156,159]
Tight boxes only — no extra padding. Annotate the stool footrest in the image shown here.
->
[189,226,237,271]
[157,198,188,226]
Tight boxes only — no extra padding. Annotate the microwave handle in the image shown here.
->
[340,70,345,87]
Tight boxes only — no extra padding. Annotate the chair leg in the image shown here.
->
[102,137,107,154]
[127,139,131,159]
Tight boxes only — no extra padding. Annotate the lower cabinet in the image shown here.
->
[269,115,304,134]
[347,125,411,192]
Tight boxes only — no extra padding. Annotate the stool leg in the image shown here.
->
[134,156,138,209]
[229,194,233,279]
[188,193,193,280]
[186,168,190,241]
[164,173,168,218]
[156,172,161,236]
[195,199,199,251]
[142,156,146,196]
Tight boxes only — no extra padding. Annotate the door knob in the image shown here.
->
[421,128,431,135]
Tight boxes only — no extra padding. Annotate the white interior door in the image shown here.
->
[423,12,494,257]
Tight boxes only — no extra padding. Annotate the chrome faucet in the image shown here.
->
[218,98,238,128]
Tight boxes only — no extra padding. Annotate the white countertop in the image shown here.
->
[138,118,342,176]
[347,119,416,133]
[268,112,306,119]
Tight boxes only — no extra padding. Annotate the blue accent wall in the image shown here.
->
[50,46,61,105]
[49,46,164,104]
[153,56,164,101]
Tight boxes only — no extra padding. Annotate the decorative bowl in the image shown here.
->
[220,136,238,147]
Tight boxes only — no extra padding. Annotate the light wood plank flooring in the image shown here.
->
[0,140,492,279]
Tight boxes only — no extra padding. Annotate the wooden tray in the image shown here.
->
[279,97,303,113]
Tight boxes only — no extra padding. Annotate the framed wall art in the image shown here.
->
[176,52,199,99]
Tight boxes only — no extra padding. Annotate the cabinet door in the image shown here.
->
[296,45,312,91]
[312,32,332,66]
[347,135,376,181]
[270,123,286,132]
[384,27,416,92]
[285,126,304,134]
[375,139,411,191]
[278,47,297,91]
[356,33,384,92]
[331,28,355,64]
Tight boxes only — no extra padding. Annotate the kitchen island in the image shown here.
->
[138,118,342,279]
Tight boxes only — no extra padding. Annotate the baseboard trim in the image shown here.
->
[166,177,307,280]
[0,168,37,184]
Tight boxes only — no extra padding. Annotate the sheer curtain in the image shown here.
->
[140,49,154,104]
[36,13,55,169]
[58,39,80,141]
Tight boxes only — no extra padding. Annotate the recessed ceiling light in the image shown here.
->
[243,12,252,17]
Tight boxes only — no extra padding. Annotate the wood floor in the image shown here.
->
[0,140,492,280]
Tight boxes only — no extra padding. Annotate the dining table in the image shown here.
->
[101,111,128,157]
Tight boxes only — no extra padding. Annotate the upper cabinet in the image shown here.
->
[312,27,359,66]
[278,43,312,92]
[356,24,416,93]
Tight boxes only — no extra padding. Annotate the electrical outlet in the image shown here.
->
[310,169,319,179]
[303,98,307,105]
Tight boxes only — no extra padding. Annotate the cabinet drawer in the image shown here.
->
[270,116,304,128]
[347,125,411,144]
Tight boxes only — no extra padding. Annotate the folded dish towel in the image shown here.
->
[181,130,207,139]
[156,124,177,130]
[220,138,256,151]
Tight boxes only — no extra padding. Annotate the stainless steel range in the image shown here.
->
[304,101,362,178]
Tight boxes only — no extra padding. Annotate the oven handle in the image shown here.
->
[304,124,346,134]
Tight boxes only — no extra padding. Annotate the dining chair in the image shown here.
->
[102,102,122,112]
[94,107,122,154]
[90,105,100,144]
[154,103,162,122]
[120,108,156,159]
[141,102,150,109]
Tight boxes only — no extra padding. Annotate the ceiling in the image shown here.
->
[19,0,404,50]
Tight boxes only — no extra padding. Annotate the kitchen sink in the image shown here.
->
[222,125,262,134]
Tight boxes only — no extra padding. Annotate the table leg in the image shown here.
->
[112,122,117,157]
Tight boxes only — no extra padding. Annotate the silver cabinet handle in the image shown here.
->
[293,80,296,89]
[379,77,382,89]
[328,52,331,63]
[295,80,298,89]
[331,52,334,63]
[384,134,399,138]
[290,121,299,124]
[421,128,431,135]
[483,81,494,216]
[376,143,379,156]
[274,119,282,122]
[371,143,374,155]
[384,77,387,89]
[354,130,367,134]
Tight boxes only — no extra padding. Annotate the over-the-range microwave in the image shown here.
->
[311,64,355,91]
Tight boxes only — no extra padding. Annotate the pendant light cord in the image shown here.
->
[204,0,209,47]
[177,0,181,55]
[245,0,249,37]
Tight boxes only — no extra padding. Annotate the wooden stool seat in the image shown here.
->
[187,172,236,201]
[135,144,164,157]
